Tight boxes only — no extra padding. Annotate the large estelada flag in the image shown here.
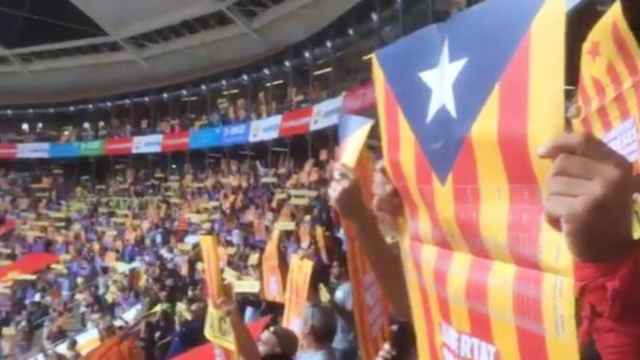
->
[573,2,640,165]
[373,0,578,359]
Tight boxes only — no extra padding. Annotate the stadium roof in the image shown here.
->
[0,0,360,105]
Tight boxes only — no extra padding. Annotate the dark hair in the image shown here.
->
[303,303,337,345]
[262,355,293,360]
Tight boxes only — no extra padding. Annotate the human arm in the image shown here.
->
[329,164,410,321]
[539,133,640,358]
[217,298,261,360]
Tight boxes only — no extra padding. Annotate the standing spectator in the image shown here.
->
[297,304,337,360]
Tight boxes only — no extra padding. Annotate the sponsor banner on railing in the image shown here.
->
[249,115,282,143]
[189,127,223,150]
[79,140,104,157]
[343,81,375,114]
[50,143,81,158]
[17,143,50,159]
[162,131,190,153]
[221,123,250,146]
[132,134,163,154]
[105,138,133,156]
[0,144,17,160]
[280,106,313,137]
[311,96,344,131]
[4,94,360,160]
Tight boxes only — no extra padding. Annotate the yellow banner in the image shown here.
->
[282,254,314,335]
[200,235,236,351]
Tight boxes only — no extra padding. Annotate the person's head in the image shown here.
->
[330,254,348,283]
[301,303,337,348]
[67,338,78,353]
[257,326,299,359]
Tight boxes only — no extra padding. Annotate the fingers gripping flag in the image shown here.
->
[373,0,579,359]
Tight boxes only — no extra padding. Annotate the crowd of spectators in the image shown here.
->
[0,74,350,145]
[0,145,396,359]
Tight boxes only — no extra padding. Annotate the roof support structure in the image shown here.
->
[222,5,263,40]
[0,47,30,75]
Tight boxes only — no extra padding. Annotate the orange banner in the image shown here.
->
[282,254,314,335]
[338,121,391,359]
[262,229,285,303]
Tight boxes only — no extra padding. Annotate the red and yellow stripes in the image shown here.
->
[373,0,577,358]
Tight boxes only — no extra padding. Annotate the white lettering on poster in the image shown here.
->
[440,321,497,360]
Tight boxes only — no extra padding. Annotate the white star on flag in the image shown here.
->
[419,39,468,123]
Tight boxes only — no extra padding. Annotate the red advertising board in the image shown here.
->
[280,106,313,137]
[162,131,189,153]
[105,138,133,156]
[0,144,17,159]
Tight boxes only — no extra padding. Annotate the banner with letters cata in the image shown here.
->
[338,114,391,360]
[374,0,578,359]
[200,235,236,352]
[282,254,314,336]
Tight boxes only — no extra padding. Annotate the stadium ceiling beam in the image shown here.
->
[116,39,149,68]
[223,5,262,40]
[0,46,31,75]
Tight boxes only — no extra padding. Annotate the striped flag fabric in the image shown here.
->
[373,0,578,359]
[573,2,640,163]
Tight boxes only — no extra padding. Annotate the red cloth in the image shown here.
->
[575,245,640,359]
[0,252,59,280]
[170,316,272,360]
[0,219,16,237]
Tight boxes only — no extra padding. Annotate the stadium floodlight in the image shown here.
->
[284,60,292,68]
[89,104,94,110]
[7,110,12,116]
[49,108,55,113]
[304,50,312,60]
[69,106,75,112]
[181,90,188,96]
[28,109,34,114]
[201,84,208,92]
[125,99,131,106]
[106,101,112,107]
[347,27,355,36]
[221,79,228,87]
[242,74,249,83]
[371,12,379,23]
[325,40,333,49]
[263,68,271,76]
[163,93,169,99]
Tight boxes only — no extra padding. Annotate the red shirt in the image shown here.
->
[575,245,640,359]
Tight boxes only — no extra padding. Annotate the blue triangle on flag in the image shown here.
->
[375,0,543,183]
